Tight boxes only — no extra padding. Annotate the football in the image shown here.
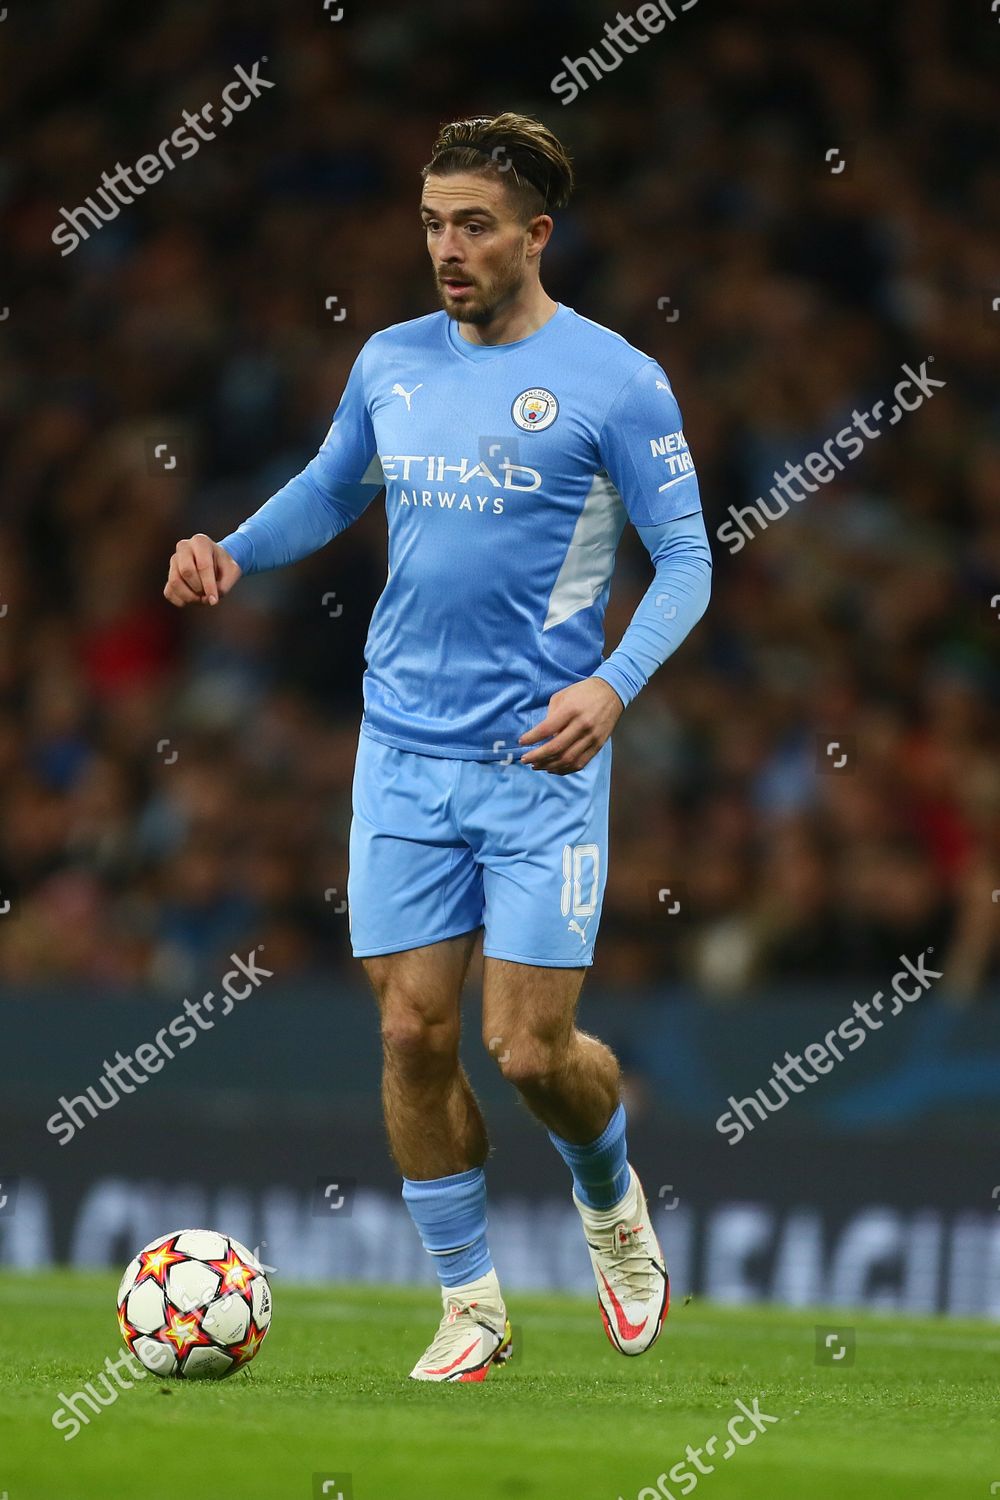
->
[116,1229,272,1379]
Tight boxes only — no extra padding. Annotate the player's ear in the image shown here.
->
[526,213,553,257]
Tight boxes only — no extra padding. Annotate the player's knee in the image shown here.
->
[491,1037,564,1091]
[380,1006,459,1071]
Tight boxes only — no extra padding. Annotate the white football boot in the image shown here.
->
[408,1267,512,1382]
[574,1165,670,1355]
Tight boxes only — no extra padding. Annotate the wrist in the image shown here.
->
[591,667,629,714]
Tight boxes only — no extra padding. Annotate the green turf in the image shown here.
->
[0,1272,996,1500]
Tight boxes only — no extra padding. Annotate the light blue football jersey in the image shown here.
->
[220,303,708,760]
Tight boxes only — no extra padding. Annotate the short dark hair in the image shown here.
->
[422,112,575,222]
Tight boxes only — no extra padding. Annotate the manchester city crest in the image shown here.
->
[511,387,559,432]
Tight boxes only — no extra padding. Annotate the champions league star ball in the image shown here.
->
[116,1230,272,1379]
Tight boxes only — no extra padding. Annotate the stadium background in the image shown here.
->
[1,0,998,1317]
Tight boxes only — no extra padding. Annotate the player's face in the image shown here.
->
[421,172,541,326]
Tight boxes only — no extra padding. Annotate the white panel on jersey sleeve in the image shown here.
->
[361,453,385,486]
[542,470,628,632]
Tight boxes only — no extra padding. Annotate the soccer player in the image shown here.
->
[164,112,711,1381]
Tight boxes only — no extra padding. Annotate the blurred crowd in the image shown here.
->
[1,0,997,999]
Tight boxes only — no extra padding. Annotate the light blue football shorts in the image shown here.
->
[347,727,612,967]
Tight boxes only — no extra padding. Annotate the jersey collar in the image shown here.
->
[444,302,568,361]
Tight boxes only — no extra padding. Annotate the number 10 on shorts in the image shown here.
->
[560,842,600,919]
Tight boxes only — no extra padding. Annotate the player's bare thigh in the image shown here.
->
[361,928,481,1037]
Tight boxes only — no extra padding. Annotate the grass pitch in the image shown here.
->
[0,1272,996,1499]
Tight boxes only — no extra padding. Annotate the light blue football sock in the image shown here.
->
[548,1100,631,1210]
[401,1166,493,1289]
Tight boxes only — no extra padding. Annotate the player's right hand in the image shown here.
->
[163,534,243,607]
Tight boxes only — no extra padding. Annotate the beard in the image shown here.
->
[435,244,526,325]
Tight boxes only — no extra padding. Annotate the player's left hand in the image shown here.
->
[518,677,625,775]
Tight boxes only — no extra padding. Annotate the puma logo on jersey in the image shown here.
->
[392,382,423,411]
[568,918,591,945]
